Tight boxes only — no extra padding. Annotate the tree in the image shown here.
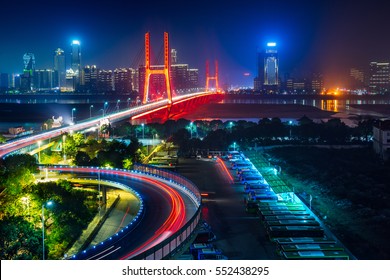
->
[74,151,91,166]
[0,154,37,195]
[72,132,85,146]
[0,134,6,143]
[0,216,42,260]
[123,157,133,169]
[3,154,38,174]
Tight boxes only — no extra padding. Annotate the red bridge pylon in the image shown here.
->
[206,60,219,92]
[143,32,173,105]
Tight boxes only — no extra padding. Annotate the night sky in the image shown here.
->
[0,0,389,88]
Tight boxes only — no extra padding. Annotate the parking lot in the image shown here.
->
[177,157,279,259]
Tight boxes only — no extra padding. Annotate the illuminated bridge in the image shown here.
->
[0,91,221,158]
[0,32,219,259]
[0,31,222,157]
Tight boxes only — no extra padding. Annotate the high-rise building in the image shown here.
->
[23,53,35,73]
[54,48,66,90]
[311,73,324,94]
[187,69,199,89]
[254,42,279,92]
[369,62,389,94]
[71,40,81,72]
[81,65,98,92]
[98,69,113,92]
[0,73,10,91]
[171,64,189,90]
[33,69,54,91]
[21,53,35,91]
[350,68,365,88]
[114,68,135,93]
[171,49,177,64]
[71,40,81,89]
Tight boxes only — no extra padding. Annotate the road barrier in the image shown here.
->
[131,164,202,260]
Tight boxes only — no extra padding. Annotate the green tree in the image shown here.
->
[123,157,133,169]
[0,216,42,260]
[74,151,91,166]
[72,132,85,146]
[0,134,6,143]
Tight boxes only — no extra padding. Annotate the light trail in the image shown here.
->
[0,91,218,158]
[216,157,234,183]
[47,166,186,260]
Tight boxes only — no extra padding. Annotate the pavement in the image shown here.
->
[176,157,279,260]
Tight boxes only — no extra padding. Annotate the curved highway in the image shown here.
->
[49,166,194,260]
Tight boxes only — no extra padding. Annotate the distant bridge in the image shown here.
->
[0,32,222,157]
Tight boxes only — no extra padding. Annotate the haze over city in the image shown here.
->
[2,0,390,277]
[1,0,389,88]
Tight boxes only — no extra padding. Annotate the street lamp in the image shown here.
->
[90,105,94,118]
[288,120,293,139]
[42,200,54,260]
[127,98,131,107]
[141,123,145,139]
[229,121,233,133]
[62,135,66,162]
[38,140,42,164]
[233,142,236,151]
[97,169,101,216]
[116,99,120,112]
[190,122,193,138]
[103,102,108,116]
[71,108,76,123]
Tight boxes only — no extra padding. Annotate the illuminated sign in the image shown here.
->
[267,42,276,47]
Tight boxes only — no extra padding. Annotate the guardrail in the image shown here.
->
[48,165,202,260]
[134,163,202,205]
[130,164,202,260]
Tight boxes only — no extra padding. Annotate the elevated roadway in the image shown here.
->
[0,91,220,158]
[48,166,199,260]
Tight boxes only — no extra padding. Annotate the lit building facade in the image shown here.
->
[187,68,199,89]
[98,69,113,92]
[21,53,35,91]
[71,40,81,89]
[171,49,177,64]
[369,62,389,94]
[33,69,54,91]
[114,68,136,93]
[254,42,279,92]
[81,65,98,92]
[53,48,66,91]
[350,68,365,89]
[311,73,324,94]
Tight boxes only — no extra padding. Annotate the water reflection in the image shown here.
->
[223,97,390,114]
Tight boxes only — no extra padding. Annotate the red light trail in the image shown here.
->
[46,166,186,259]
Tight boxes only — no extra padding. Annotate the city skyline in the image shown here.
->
[1,0,390,88]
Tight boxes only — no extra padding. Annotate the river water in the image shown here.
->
[0,94,389,132]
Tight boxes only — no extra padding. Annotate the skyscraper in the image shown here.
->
[254,42,279,92]
[21,53,35,91]
[71,40,81,90]
[54,48,66,90]
[71,40,81,73]
[23,53,35,73]
[171,49,177,64]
